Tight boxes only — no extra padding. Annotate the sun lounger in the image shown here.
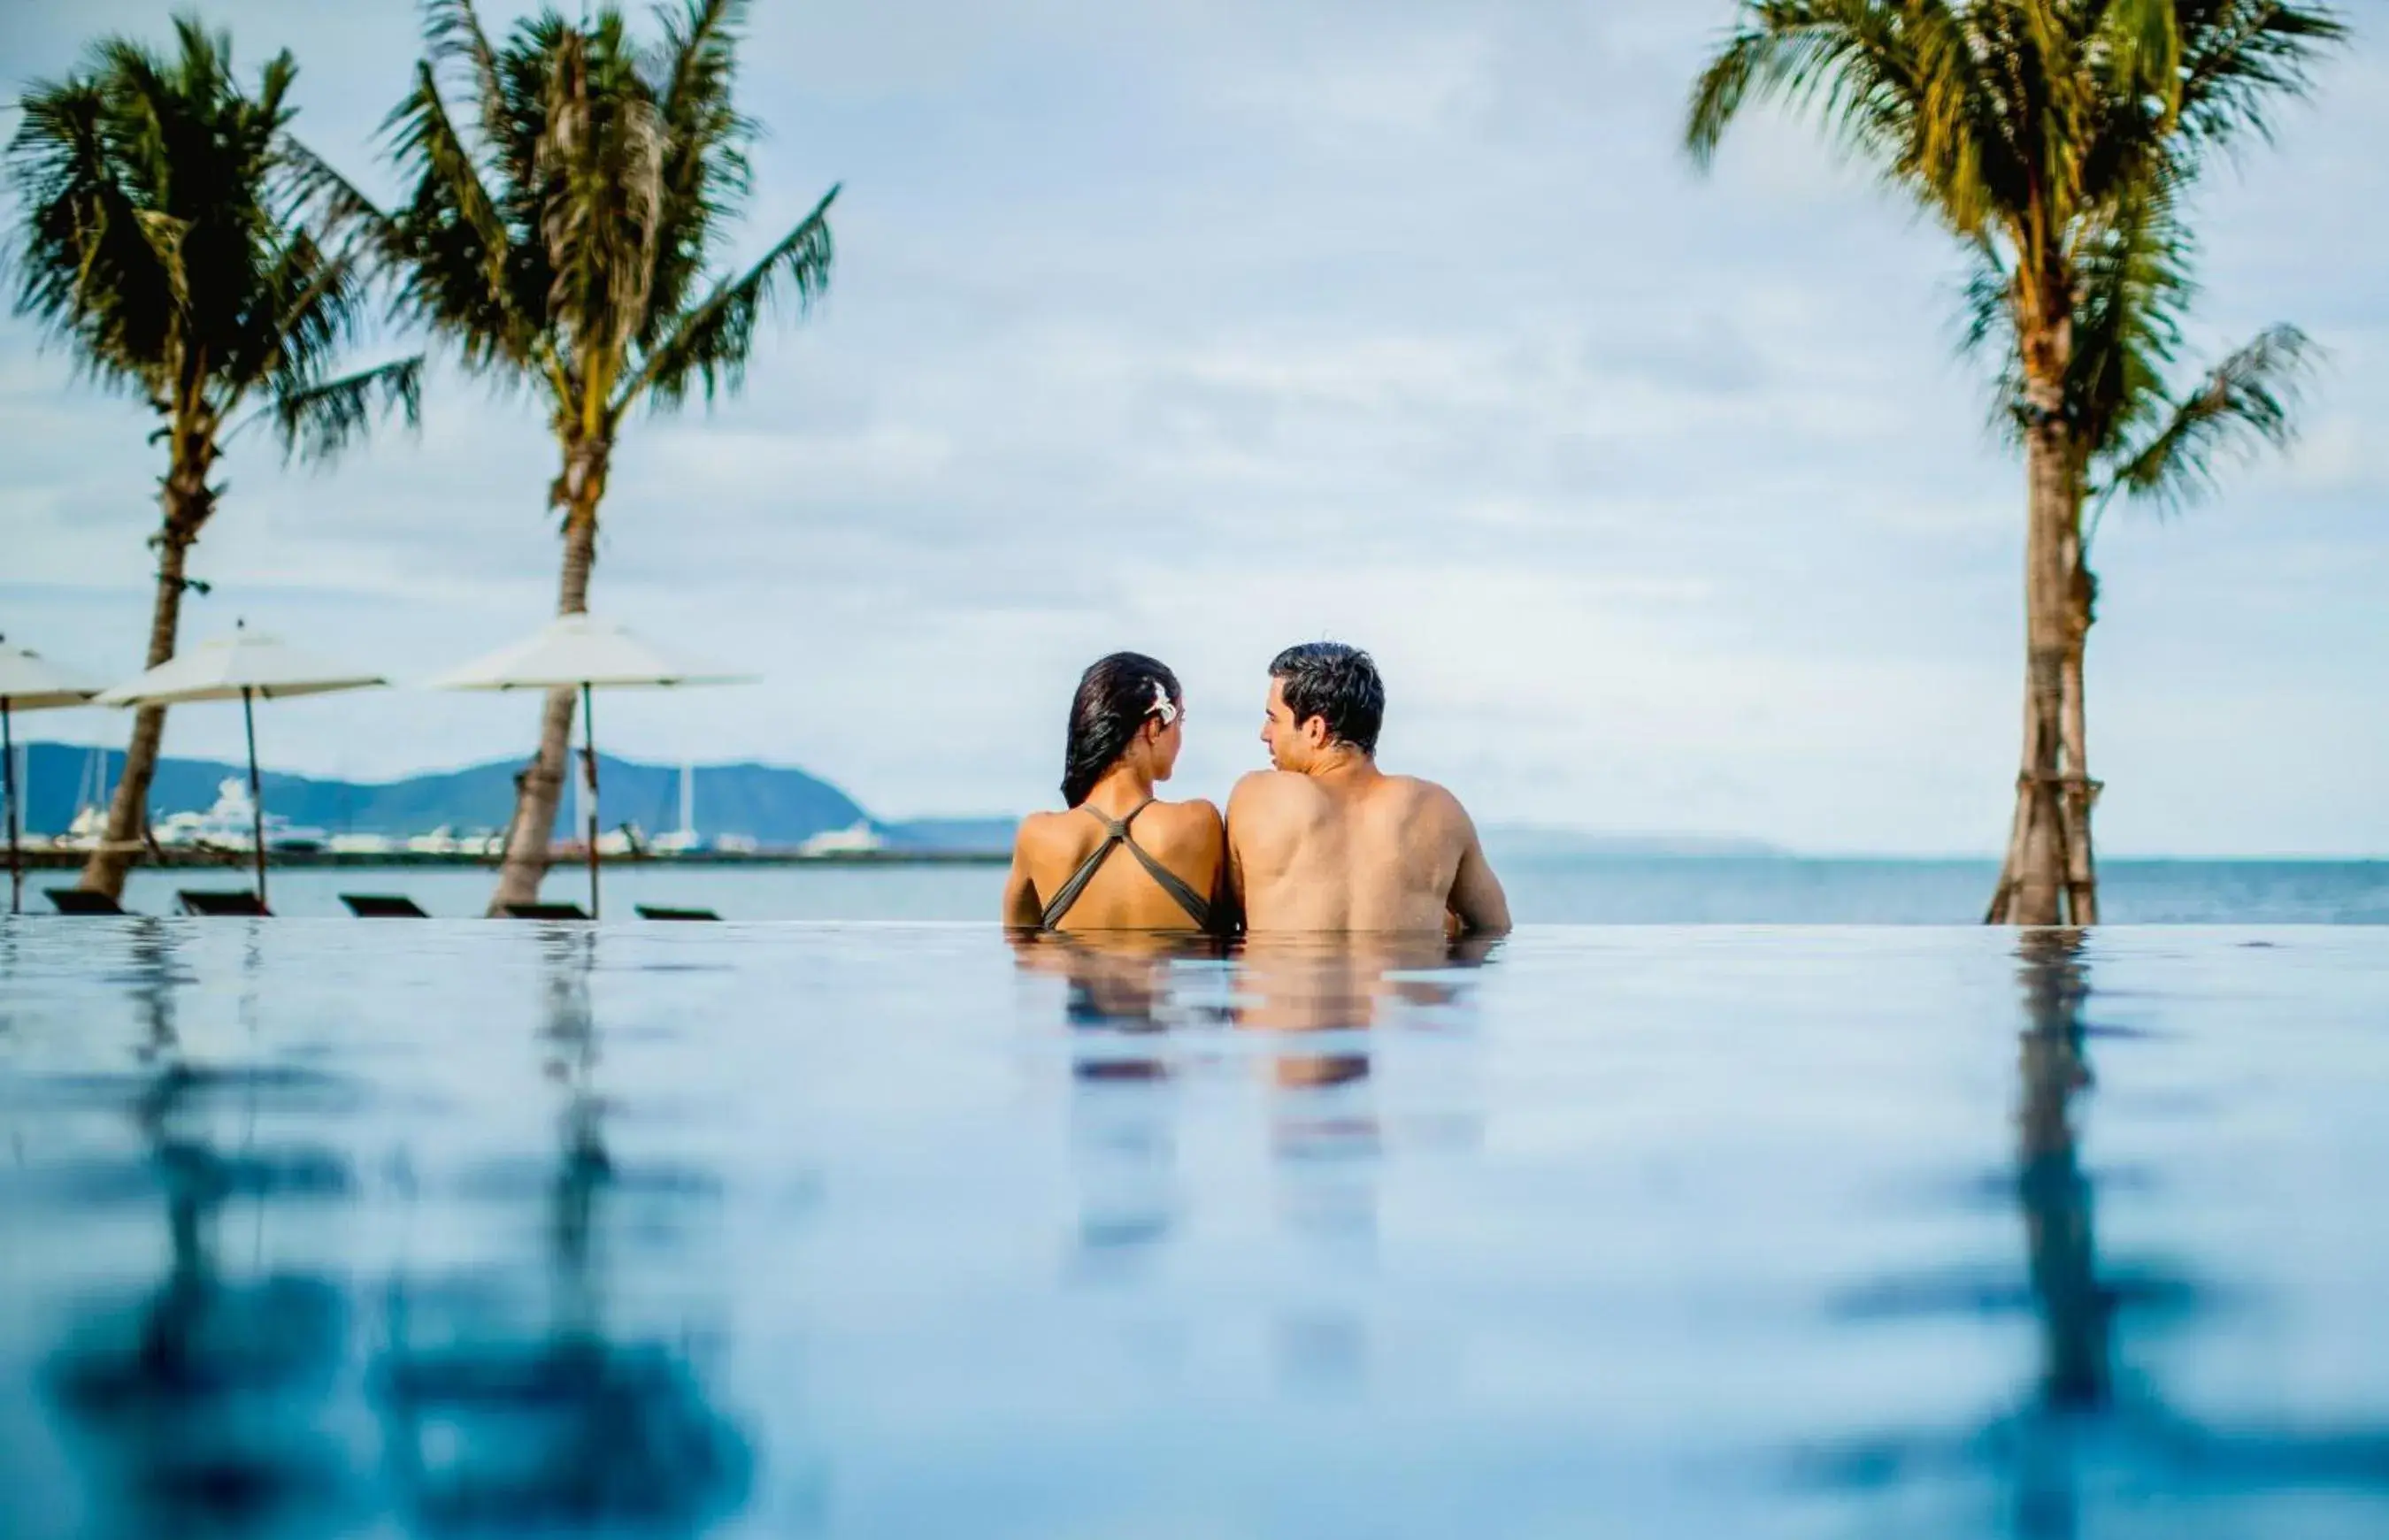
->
[636,904,721,921]
[179,889,271,916]
[342,893,429,917]
[46,888,127,916]
[501,900,590,920]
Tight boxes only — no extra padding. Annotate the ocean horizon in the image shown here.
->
[29,852,2388,924]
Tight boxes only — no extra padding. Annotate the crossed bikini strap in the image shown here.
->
[1040,797,1214,931]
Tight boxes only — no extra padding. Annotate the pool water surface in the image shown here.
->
[2,921,2387,1537]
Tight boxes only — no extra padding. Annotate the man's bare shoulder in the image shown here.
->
[1227,770,1329,814]
[1374,774,1473,828]
[1229,769,1298,801]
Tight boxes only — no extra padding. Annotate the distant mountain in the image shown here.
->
[16,745,1757,859]
[19,742,869,847]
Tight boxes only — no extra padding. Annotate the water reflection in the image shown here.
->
[42,923,357,1539]
[1811,930,2389,1529]
[373,929,751,1533]
[1018,931,1497,1391]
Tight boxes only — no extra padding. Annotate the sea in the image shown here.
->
[61,852,2389,923]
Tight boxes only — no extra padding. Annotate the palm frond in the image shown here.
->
[617,181,835,416]
[383,58,539,372]
[261,354,426,464]
[5,73,187,386]
[1686,1,2001,236]
[2176,0,2347,151]
[2064,180,2195,456]
[2095,0,2186,123]
[1688,1,1912,169]
[2098,324,2320,515]
[534,19,668,400]
[422,0,510,149]
[642,0,756,332]
[282,137,405,255]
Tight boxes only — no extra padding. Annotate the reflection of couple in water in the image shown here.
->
[1003,641,1510,939]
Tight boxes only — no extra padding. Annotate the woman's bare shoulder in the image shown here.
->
[1146,797,1225,848]
[1013,808,1079,853]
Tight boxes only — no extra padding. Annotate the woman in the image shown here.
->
[1004,652,1226,933]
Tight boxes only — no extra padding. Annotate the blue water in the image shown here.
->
[62,854,2389,922]
[4,921,2388,1536]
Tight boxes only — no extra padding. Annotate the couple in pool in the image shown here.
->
[1004,642,1510,937]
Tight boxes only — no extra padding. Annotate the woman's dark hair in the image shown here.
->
[1062,652,1181,807]
[1269,641,1384,755]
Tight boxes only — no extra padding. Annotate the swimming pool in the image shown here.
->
[3,922,2386,1536]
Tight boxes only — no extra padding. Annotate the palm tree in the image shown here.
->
[1969,180,2320,917]
[6,18,424,900]
[303,0,838,913]
[1686,0,2343,924]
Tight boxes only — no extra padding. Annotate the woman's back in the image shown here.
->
[1010,798,1224,932]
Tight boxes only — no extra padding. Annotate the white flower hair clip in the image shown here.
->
[1148,680,1179,726]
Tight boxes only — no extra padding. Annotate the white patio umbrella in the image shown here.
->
[97,624,388,908]
[427,614,752,919]
[0,637,104,914]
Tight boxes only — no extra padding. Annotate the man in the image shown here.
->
[1226,642,1509,935]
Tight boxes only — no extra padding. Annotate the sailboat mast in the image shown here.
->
[679,759,695,841]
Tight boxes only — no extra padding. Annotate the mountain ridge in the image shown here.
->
[15,741,919,847]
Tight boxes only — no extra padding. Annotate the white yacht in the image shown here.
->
[154,778,326,851]
[799,820,885,857]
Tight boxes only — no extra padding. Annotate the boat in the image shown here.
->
[405,826,464,855]
[798,820,885,857]
[152,778,327,852]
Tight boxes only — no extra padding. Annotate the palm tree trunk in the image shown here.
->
[1988,345,2084,926]
[2057,562,2100,925]
[486,435,608,915]
[78,453,210,900]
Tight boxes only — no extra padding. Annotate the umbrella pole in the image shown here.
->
[242,686,267,908]
[4,699,19,916]
[582,681,600,921]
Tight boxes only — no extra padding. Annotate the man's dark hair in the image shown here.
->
[1269,642,1384,756]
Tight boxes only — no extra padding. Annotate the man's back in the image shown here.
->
[1228,767,1506,933]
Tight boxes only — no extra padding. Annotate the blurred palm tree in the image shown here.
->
[6,18,423,900]
[1970,182,2321,921]
[1686,0,2343,923]
[303,0,838,913]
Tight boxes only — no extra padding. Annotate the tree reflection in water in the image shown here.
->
[1810,930,2389,1532]
[373,928,751,1534]
[42,921,355,1538]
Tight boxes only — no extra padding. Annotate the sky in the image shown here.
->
[3,0,2385,855]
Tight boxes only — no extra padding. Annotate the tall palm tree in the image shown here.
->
[1970,181,2319,918]
[1686,0,2343,924]
[303,0,838,913]
[6,17,424,900]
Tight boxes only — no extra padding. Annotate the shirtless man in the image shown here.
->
[1226,642,1509,935]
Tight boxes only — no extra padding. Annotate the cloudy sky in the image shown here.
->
[4,0,2385,854]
